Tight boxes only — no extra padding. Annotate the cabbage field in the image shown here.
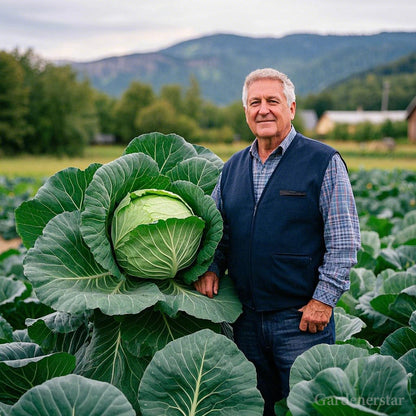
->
[0,134,415,415]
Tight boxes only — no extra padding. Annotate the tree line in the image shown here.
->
[1,49,414,157]
[0,49,261,157]
[1,50,97,156]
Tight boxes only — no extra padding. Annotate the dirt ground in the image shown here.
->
[0,236,22,254]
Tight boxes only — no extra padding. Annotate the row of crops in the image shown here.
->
[1,146,416,415]
[282,169,416,416]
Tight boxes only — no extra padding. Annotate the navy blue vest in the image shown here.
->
[220,133,337,311]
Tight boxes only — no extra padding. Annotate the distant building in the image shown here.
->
[316,110,407,135]
[93,133,116,144]
[406,97,416,143]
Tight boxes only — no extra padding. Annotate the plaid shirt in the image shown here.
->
[210,127,361,307]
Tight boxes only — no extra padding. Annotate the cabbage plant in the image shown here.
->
[287,343,414,415]
[15,132,229,314]
[12,133,258,414]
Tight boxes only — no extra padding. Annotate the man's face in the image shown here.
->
[244,78,296,141]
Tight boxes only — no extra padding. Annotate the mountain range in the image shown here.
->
[70,32,416,105]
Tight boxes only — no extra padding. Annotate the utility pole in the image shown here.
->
[381,80,390,111]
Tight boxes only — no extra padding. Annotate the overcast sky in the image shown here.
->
[1,0,415,62]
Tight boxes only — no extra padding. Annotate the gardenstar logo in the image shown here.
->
[315,394,406,407]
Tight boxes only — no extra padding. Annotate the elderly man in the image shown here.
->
[195,68,360,415]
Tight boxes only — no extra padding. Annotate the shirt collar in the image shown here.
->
[249,126,297,160]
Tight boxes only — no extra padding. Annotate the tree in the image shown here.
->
[114,81,155,143]
[0,51,30,155]
[198,102,227,130]
[183,76,203,121]
[223,101,253,141]
[300,93,334,119]
[24,64,98,156]
[93,90,117,135]
[160,85,184,113]
[135,99,199,139]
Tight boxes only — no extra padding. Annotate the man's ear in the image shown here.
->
[244,105,249,124]
[290,102,296,120]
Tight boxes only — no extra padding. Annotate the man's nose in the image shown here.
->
[258,100,269,114]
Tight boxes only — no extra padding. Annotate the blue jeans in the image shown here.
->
[232,306,335,416]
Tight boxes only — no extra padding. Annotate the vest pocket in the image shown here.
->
[279,190,307,197]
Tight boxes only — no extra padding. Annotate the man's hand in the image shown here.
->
[298,299,333,333]
[194,271,219,298]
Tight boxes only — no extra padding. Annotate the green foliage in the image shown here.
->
[1,167,416,414]
[0,176,42,240]
[0,49,99,157]
[288,352,413,415]
[183,76,203,120]
[8,133,251,414]
[276,169,416,415]
[223,101,253,141]
[159,84,184,111]
[93,90,117,135]
[328,123,350,141]
[138,330,264,415]
[10,374,136,416]
[113,81,155,143]
[0,342,75,405]
[193,125,235,144]
[353,121,380,142]
[300,92,333,119]
[113,77,252,145]
[327,119,408,142]
[0,51,31,155]
[301,52,416,112]
[351,169,416,225]
[25,64,98,156]
[135,99,199,139]
[4,42,415,158]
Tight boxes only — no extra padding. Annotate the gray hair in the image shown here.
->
[242,68,296,108]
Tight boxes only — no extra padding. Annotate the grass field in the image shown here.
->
[1,140,415,178]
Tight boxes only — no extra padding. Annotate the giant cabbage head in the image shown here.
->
[15,133,241,321]
[111,188,205,279]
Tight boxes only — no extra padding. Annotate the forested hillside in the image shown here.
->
[301,52,416,112]
[70,32,416,105]
[1,40,415,158]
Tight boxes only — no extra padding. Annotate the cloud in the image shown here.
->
[1,0,415,61]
